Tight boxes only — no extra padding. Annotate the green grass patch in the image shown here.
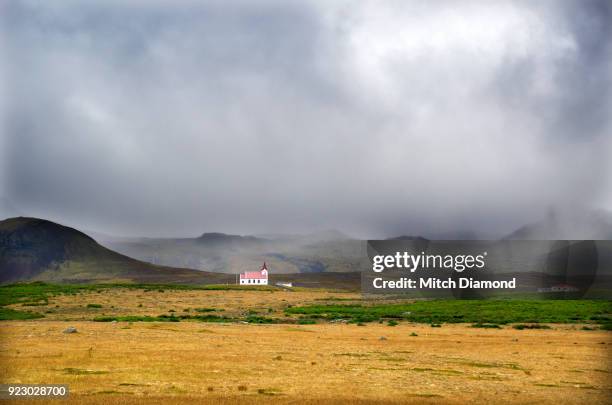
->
[285,300,612,325]
[194,307,219,313]
[94,315,179,322]
[0,307,45,320]
[87,303,103,308]
[93,313,232,323]
[245,315,278,324]
[189,314,230,322]
[0,282,108,307]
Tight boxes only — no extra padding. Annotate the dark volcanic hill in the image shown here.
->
[0,217,232,284]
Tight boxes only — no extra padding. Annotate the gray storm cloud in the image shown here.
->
[1,0,611,238]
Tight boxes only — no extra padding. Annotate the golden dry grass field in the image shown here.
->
[0,289,610,404]
[6,288,361,321]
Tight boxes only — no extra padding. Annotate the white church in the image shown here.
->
[239,262,269,285]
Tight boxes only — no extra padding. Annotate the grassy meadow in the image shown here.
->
[0,282,610,404]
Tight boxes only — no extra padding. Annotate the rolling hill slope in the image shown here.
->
[0,217,232,284]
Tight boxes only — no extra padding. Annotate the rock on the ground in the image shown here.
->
[63,327,78,334]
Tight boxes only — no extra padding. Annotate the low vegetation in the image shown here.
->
[93,313,288,324]
[512,324,552,330]
[285,300,612,326]
[245,315,279,324]
[0,282,277,307]
[1,281,609,403]
[0,282,277,320]
[471,323,502,329]
[0,307,45,320]
[94,314,231,323]
[194,307,221,313]
[1,283,610,329]
[2,320,608,403]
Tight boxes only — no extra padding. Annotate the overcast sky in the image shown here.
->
[1,0,611,238]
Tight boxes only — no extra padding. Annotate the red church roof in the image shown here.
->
[240,263,269,279]
[240,271,267,279]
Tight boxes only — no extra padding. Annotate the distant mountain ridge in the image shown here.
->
[0,217,362,289]
[98,212,612,275]
[100,229,368,274]
[0,217,231,284]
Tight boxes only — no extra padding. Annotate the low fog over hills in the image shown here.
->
[95,210,612,274]
[504,209,612,240]
[99,230,369,274]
